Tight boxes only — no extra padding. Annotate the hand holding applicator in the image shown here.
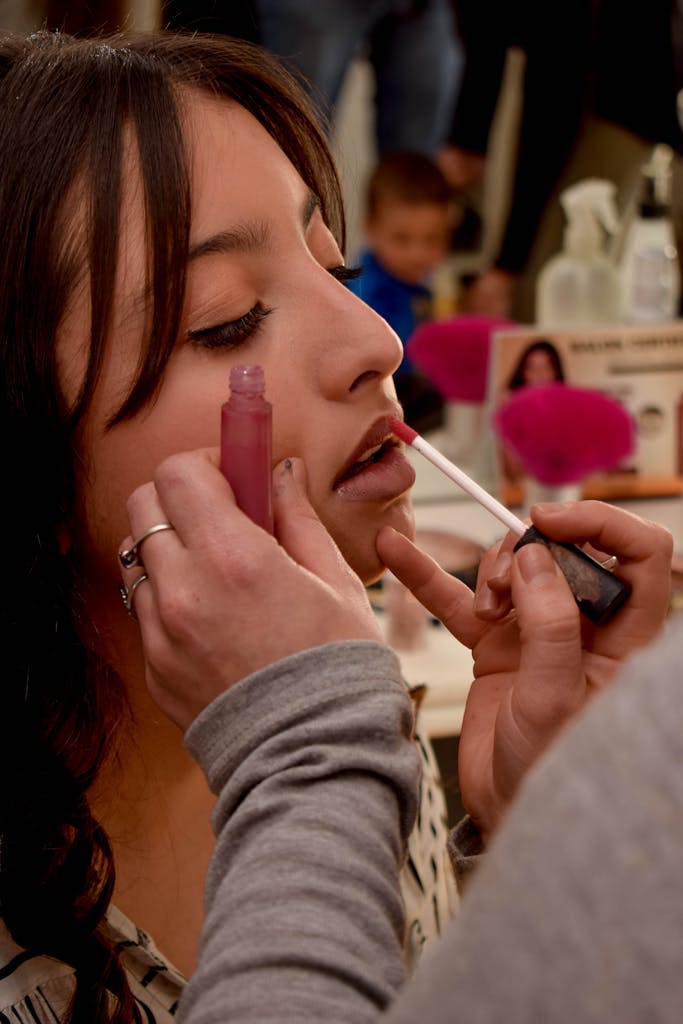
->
[391,417,631,625]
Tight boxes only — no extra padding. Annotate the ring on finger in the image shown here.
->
[600,555,618,571]
[119,573,150,620]
[119,522,175,569]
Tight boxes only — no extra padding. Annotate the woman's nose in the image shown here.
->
[312,276,404,399]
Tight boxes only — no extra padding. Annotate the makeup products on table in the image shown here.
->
[220,364,274,534]
[390,417,631,625]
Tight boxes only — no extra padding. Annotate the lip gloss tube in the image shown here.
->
[220,364,274,533]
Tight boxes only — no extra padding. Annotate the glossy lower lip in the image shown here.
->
[333,444,415,501]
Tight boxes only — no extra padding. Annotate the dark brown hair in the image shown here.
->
[507,339,566,391]
[365,150,454,220]
[0,28,344,1022]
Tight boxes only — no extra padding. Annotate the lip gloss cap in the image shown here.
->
[230,364,265,397]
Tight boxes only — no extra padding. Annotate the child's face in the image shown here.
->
[365,199,451,285]
[58,93,416,618]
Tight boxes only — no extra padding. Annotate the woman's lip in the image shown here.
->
[333,444,415,501]
[333,413,400,486]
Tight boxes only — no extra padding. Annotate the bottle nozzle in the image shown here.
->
[560,178,620,234]
[559,178,620,257]
[640,144,673,216]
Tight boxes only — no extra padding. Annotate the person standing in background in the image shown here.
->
[440,0,683,321]
[255,0,463,157]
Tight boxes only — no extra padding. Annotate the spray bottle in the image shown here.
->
[619,145,680,323]
[536,179,621,326]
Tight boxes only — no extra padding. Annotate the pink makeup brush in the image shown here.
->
[405,315,515,402]
[493,383,635,485]
[391,416,631,625]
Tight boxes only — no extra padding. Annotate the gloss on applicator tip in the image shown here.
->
[390,416,631,625]
[220,365,273,533]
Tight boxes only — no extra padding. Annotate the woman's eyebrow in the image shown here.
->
[130,191,322,315]
[188,190,321,263]
[302,189,320,229]
[188,219,271,261]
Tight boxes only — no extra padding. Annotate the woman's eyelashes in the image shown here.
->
[186,266,357,350]
[328,264,362,283]
[187,302,273,350]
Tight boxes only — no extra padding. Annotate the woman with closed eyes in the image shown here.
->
[0,28,672,1024]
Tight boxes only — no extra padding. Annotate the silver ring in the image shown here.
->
[119,522,174,569]
[119,573,149,620]
[600,555,618,571]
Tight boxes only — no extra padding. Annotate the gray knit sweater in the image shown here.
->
[181,615,683,1022]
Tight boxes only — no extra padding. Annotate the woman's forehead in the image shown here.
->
[181,94,311,237]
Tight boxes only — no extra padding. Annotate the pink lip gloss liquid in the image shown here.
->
[220,364,274,533]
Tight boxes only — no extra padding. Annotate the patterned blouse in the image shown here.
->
[0,721,457,1022]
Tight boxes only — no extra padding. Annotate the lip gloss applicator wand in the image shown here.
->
[390,417,631,625]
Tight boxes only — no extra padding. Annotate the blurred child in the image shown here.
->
[348,151,458,431]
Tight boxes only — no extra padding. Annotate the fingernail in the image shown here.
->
[516,542,557,584]
[531,501,572,514]
[273,457,295,498]
[487,549,512,587]
[277,456,306,491]
[474,581,501,615]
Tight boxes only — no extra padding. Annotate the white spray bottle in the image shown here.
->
[619,145,680,323]
[536,178,622,326]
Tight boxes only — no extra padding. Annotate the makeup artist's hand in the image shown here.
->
[376,501,673,840]
[120,453,382,731]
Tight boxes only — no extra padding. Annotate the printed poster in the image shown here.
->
[488,321,683,503]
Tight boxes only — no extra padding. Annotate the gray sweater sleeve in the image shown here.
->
[178,640,420,1024]
[384,610,683,1024]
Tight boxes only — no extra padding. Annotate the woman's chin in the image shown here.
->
[359,556,389,588]
[339,499,415,586]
